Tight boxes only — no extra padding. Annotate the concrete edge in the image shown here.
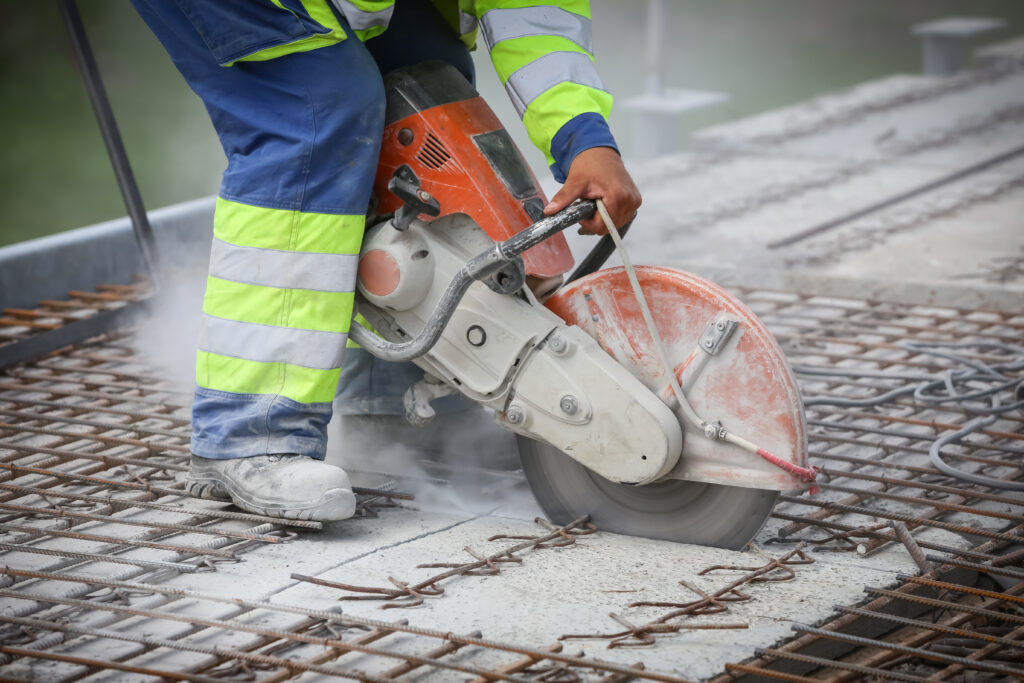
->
[0,196,216,309]
[676,262,1024,314]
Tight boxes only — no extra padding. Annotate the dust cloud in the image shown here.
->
[129,264,207,394]
[330,409,543,520]
[128,241,543,520]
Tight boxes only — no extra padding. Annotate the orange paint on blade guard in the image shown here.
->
[545,266,811,492]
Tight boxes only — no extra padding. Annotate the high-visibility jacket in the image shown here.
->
[143,0,620,458]
[233,0,614,182]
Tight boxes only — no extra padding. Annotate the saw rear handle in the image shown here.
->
[349,200,597,362]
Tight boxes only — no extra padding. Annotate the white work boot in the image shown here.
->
[186,454,357,521]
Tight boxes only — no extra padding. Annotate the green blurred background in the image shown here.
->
[2,0,1022,247]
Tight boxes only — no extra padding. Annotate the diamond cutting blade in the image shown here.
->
[518,436,778,549]
[520,265,808,547]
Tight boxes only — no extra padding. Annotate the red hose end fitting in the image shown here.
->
[755,448,818,484]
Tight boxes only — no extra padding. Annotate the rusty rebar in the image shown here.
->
[0,613,391,683]
[0,521,237,559]
[895,574,1024,605]
[560,614,747,648]
[0,644,225,683]
[813,481,1023,522]
[0,419,188,452]
[563,547,811,649]
[0,392,189,424]
[863,587,1024,624]
[0,567,694,682]
[890,521,934,574]
[0,501,285,543]
[836,606,1024,649]
[0,461,326,530]
[815,462,1024,506]
[0,440,186,474]
[379,630,480,677]
[769,512,995,560]
[0,406,187,439]
[0,481,304,528]
[0,540,200,572]
[777,495,1023,543]
[743,648,927,682]
[0,380,189,409]
[791,623,1024,678]
[292,516,596,608]
[925,554,1024,580]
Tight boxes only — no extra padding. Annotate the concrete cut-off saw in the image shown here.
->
[352,62,816,549]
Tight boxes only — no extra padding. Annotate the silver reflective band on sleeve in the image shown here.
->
[208,238,359,293]
[505,51,607,118]
[479,6,591,51]
[330,0,394,30]
[199,315,347,370]
[459,10,478,34]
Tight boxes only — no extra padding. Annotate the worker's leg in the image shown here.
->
[131,0,383,519]
[335,0,476,418]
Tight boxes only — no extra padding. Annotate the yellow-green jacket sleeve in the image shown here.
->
[468,0,619,182]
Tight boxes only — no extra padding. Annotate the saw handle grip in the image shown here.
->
[497,199,596,258]
[351,200,596,362]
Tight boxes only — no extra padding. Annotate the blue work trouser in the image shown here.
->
[131,0,474,459]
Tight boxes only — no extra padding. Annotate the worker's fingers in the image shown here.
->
[544,178,585,217]
[543,147,641,236]
[580,183,641,235]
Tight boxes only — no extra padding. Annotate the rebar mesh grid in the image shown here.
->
[0,293,679,682]
[0,285,1021,681]
[0,283,149,352]
[713,289,1024,682]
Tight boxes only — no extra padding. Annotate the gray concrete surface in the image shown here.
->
[555,40,1024,313]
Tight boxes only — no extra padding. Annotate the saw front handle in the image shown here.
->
[349,200,597,362]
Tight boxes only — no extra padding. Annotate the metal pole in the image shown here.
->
[645,0,665,96]
[56,0,161,288]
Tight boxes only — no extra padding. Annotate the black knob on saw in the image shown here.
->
[389,165,441,231]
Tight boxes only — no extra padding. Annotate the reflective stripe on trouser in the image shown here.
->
[132,0,386,459]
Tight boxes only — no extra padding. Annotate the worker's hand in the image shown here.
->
[543,146,641,235]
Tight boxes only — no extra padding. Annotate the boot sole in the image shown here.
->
[186,474,356,521]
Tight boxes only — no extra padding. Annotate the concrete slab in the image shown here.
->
[159,508,477,604]
[266,515,919,681]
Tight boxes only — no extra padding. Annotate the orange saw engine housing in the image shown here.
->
[373,62,573,280]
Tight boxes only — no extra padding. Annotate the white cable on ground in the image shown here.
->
[595,199,817,484]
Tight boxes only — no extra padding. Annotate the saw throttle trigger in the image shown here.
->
[389,165,441,231]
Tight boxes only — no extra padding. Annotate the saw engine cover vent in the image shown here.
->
[416,132,452,169]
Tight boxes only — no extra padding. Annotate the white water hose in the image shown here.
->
[594,199,817,485]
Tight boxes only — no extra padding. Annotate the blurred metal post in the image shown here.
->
[911,17,1006,76]
[625,0,727,161]
[57,0,161,288]
[643,0,665,97]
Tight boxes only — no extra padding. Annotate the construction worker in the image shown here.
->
[130,0,641,521]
